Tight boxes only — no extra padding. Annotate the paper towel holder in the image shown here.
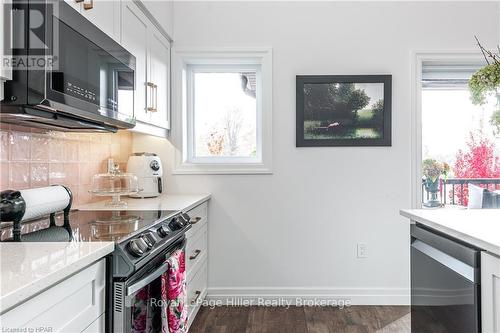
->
[0,185,73,241]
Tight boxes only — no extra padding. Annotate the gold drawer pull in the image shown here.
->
[83,0,93,10]
[191,291,202,305]
[189,249,202,260]
[190,217,202,224]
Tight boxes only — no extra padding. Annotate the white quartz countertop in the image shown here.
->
[76,193,211,212]
[0,241,114,314]
[401,209,500,256]
[1,193,210,314]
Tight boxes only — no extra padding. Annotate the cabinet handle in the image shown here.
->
[154,84,158,112]
[146,82,156,112]
[189,249,202,260]
[190,217,202,225]
[83,0,93,10]
[191,291,202,305]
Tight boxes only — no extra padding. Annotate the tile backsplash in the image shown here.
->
[0,125,133,206]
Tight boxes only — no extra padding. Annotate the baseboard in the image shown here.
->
[206,287,410,306]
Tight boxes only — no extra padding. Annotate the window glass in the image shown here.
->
[192,71,258,159]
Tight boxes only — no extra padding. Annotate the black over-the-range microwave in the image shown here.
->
[1,0,136,132]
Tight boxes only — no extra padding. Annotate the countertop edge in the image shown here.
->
[0,242,114,314]
[76,193,211,211]
[400,209,500,257]
[178,194,211,212]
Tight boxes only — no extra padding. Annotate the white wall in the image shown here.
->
[134,1,500,304]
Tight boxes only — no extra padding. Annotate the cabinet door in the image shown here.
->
[482,252,500,333]
[82,314,105,333]
[81,0,120,42]
[121,1,149,122]
[148,27,171,129]
[1,259,106,332]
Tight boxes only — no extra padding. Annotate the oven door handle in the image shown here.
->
[127,263,168,297]
[125,238,186,300]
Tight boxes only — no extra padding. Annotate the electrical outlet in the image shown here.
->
[357,243,368,258]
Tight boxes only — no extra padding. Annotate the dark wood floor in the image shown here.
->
[189,306,410,333]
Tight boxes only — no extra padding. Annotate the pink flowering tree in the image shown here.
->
[452,131,500,205]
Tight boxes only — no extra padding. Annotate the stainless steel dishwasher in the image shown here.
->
[411,223,481,333]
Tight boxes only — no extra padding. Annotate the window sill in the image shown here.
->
[172,163,273,175]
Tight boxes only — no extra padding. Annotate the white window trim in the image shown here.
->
[410,50,485,208]
[171,47,273,175]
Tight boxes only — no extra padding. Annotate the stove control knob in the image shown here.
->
[150,160,160,171]
[181,213,191,223]
[157,225,171,238]
[169,217,185,231]
[128,238,148,257]
[141,232,156,249]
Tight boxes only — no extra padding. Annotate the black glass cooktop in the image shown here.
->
[0,210,178,243]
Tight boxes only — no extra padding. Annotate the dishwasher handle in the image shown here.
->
[412,239,477,283]
[411,224,480,267]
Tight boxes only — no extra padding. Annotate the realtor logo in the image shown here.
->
[2,0,59,71]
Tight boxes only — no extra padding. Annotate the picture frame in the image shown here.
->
[296,75,392,147]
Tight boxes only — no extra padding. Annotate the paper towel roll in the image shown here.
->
[19,186,71,221]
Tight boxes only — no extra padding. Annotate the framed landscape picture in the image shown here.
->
[296,75,392,147]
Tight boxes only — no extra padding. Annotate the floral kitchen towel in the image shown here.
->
[131,285,150,333]
[161,249,188,333]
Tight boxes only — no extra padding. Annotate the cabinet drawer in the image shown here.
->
[187,260,208,329]
[186,202,208,237]
[186,224,207,280]
[1,259,106,332]
[187,202,208,219]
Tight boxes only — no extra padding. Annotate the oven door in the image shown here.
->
[113,237,186,333]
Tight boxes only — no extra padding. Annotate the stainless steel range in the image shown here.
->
[0,187,192,333]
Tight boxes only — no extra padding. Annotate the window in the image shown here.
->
[173,49,272,174]
[417,56,500,207]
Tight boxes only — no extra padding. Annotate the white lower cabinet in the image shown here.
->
[187,260,208,329]
[0,259,106,333]
[185,201,209,331]
[482,252,500,333]
[82,314,105,333]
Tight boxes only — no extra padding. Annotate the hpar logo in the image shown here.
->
[2,0,59,71]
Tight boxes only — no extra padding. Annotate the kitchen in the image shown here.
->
[0,1,500,333]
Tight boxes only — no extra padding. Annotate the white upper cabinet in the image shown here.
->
[64,0,120,42]
[121,0,171,131]
[2,0,171,132]
[141,0,173,38]
[121,1,149,122]
[148,27,171,129]
[81,0,120,42]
